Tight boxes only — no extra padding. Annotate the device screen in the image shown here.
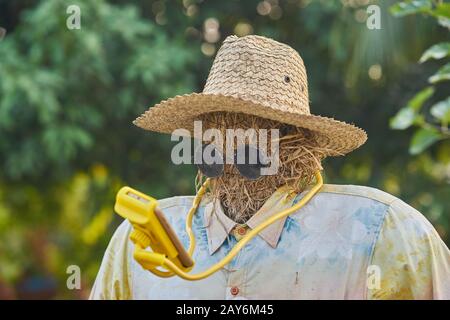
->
[154,208,194,268]
[126,191,150,204]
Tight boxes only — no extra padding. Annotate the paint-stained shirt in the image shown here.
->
[90,184,450,300]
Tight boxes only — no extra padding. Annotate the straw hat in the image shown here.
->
[134,35,367,156]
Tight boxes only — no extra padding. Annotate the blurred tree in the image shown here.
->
[0,0,198,297]
[390,0,450,154]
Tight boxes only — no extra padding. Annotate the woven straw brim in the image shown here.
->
[133,93,367,156]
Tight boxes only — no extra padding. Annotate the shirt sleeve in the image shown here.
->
[368,199,450,300]
[89,220,133,300]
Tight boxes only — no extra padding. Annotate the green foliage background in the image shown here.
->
[0,0,448,299]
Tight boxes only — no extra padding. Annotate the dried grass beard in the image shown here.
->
[196,112,332,224]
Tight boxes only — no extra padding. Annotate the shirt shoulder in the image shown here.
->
[158,195,195,210]
[319,184,400,206]
[289,183,397,231]
[319,184,440,239]
[366,192,450,299]
[316,184,438,230]
[89,219,134,299]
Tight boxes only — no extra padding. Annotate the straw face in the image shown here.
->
[134,35,367,156]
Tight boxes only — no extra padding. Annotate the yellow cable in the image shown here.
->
[135,171,323,281]
[186,179,209,256]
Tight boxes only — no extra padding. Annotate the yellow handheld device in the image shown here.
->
[114,171,323,281]
[115,187,194,274]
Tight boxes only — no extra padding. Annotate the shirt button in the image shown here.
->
[237,226,246,236]
[230,286,239,296]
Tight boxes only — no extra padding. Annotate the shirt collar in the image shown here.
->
[203,186,300,255]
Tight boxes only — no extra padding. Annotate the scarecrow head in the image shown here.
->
[196,112,329,223]
[134,35,367,222]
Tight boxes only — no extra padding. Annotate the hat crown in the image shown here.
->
[203,35,310,115]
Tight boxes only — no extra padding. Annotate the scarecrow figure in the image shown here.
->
[91,35,450,300]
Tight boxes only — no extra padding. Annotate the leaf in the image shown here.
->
[409,128,442,155]
[419,42,450,63]
[431,2,450,28]
[433,3,450,19]
[430,97,450,123]
[390,107,417,130]
[429,62,450,83]
[390,0,432,17]
[437,17,450,29]
[407,86,435,110]
[390,87,434,130]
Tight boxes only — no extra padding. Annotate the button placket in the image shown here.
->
[225,235,250,299]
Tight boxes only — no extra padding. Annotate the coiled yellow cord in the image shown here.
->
[134,171,323,281]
